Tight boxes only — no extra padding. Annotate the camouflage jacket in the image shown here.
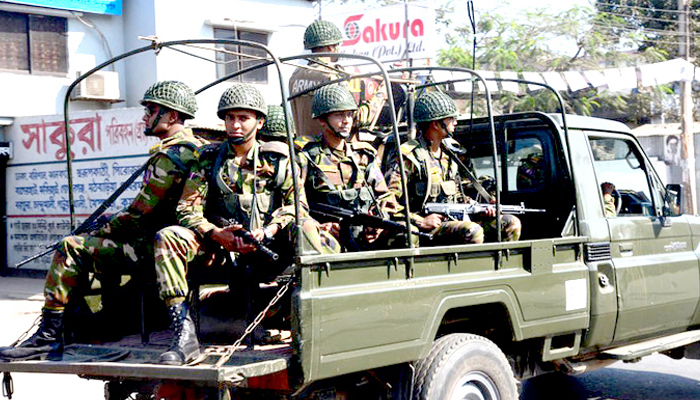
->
[300,140,399,218]
[98,129,207,239]
[176,140,304,237]
[385,136,464,225]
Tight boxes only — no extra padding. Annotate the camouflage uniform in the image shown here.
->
[154,139,335,304]
[603,194,616,218]
[300,139,401,250]
[45,130,206,311]
[289,20,346,138]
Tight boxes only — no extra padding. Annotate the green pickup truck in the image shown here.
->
[2,41,699,400]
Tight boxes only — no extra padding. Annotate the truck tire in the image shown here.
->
[413,333,517,400]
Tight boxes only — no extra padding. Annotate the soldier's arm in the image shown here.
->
[384,151,425,226]
[176,163,217,237]
[97,153,183,238]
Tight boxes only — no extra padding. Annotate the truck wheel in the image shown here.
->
[414,333,517,400]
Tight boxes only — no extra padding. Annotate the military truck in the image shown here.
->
[2,39,699,400]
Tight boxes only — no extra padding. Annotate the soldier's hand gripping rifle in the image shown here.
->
[14,162,149,268]
[212,217,279,261]
[310,203,434,242]
[424,202,545,222]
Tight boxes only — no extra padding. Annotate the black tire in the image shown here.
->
[413,333,518,400]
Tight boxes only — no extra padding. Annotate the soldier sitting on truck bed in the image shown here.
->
[385,91,521,244]
[0,81,207,361]
[152,83,335,365]
[300,84,403,252]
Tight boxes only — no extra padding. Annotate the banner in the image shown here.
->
[2,0,122,15]
[326,3,436,64]
[6,108,155,270]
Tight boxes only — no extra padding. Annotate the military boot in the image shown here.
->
[159,302,201,365]
[0,309,63,361]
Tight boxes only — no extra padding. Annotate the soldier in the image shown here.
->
[601,182,617,218]
[289,19,345,139]
[153,83,334,365]
[385,91,521,244]
[260,104,310,151]
[0,81,206,361]
[300,84,400,251]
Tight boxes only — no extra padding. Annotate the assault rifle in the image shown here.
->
[311,203,433,242]
[213,217,279,261]
[424,202,546,222]
[14,162,149,268]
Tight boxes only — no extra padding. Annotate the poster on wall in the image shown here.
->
[6,108,156,270]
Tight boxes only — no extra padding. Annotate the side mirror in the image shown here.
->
[664,184,683,216]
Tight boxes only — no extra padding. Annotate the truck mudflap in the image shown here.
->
[0,332,292,389]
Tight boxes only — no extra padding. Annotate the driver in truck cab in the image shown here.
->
[384,91,522,244]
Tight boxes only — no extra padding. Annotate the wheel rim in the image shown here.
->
[450,371,500,400]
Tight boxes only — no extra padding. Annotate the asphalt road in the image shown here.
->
[521,355,700,400]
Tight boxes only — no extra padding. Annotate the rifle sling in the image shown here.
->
[441,143,495,203]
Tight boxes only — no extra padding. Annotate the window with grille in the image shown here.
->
[213,28,269,84]
[0,10,67,74]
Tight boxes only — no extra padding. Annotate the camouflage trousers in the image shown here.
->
[44,234,147,311]
[474,214,522,242]
[424,214,521,245]
[154,219,339,304]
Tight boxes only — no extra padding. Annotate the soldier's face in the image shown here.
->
[322,110,354,139]
[142,103,171,136]
[225,109,263,145]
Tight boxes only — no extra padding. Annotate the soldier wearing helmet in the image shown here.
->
[289,19,347,139]
[385,91,521,245]
[0,81,208,362]
[300,84,400,251]
[153,84,337,363]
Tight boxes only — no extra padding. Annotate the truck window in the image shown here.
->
[468,137,545,193]
[589,137,654,217]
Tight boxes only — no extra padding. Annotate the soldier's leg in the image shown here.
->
[1,234,132,360]
[286,217,341,255]
[481,214,522,242]
[153,225,203,365]
[432,220,485,245]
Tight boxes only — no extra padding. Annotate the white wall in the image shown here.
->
[148,0,314,126]
[0,7,127,118]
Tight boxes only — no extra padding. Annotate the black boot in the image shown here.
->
[0,309,63,361]
[159,302,200,365]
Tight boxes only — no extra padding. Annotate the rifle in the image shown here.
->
[311,203,433,242]
[213,217,279,261]
[14,162,149,268]
[424,202,545,222]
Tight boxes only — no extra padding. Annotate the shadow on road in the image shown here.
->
[521,368,700,400]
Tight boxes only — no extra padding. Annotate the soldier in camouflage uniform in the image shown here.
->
[153,84,334,365]
[601,182,617,218]
[300,84,400,251]
[0,81,206,361]
[385,91,521,245]
[289,20,346,139]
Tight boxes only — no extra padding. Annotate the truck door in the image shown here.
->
[587,135,699,343]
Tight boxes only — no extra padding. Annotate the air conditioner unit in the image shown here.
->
[71,70,121,101]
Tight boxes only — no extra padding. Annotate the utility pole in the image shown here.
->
[679,0,697,214]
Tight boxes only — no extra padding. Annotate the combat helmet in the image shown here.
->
[141,80,198,120]
[413,91,458,123]
[261,105,294,139]
[217,83,267,120]
[312,84,357,119]
[304,19,344,50]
